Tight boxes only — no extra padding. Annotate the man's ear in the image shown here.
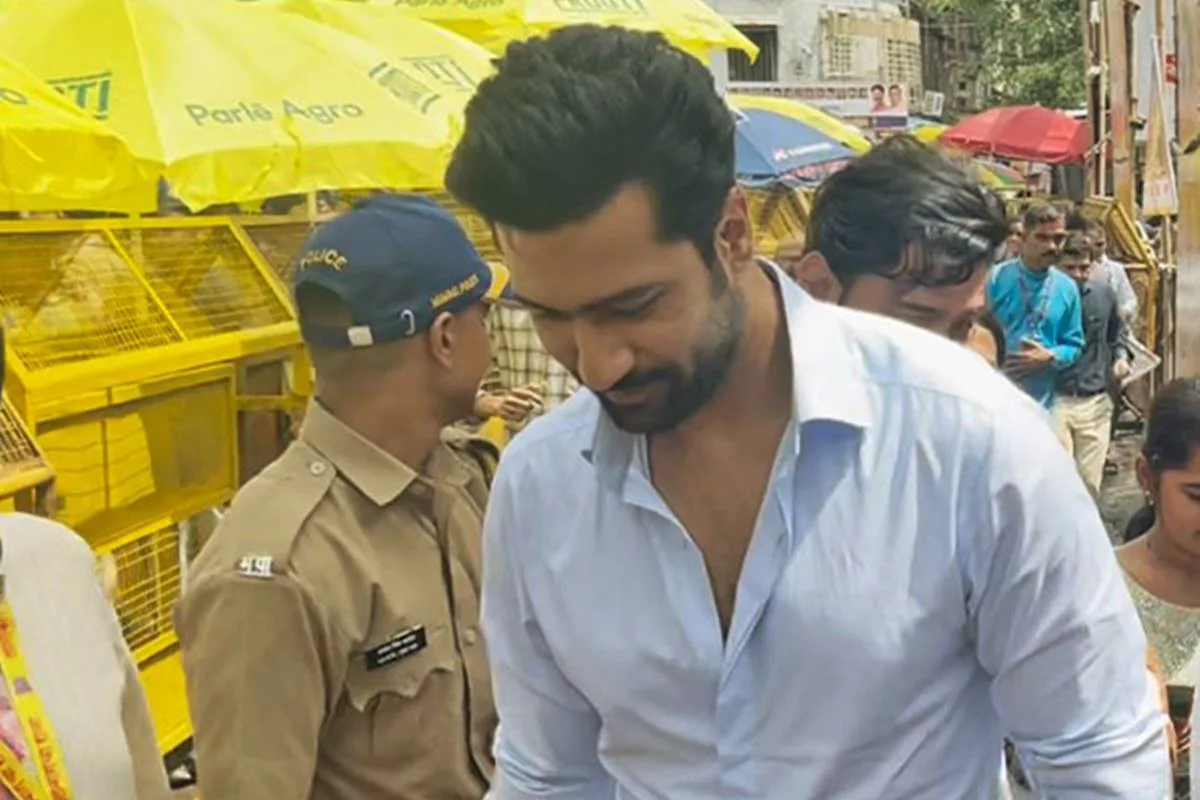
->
[792,251,844,303]
[713,186,755,272]
[427,312,457,369]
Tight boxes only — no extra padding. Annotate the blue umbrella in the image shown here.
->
[733,106,856,188]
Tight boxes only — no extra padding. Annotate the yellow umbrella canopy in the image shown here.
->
[260,0,495,138]
[0,0,456,211]
[728,93,872,155]
[0,52,150,211]
[910,121,947,145]
[391,0,758,61]
[392,0,526,53]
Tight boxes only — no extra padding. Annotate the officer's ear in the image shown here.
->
[426,311,457,369]
[791,251,844,303]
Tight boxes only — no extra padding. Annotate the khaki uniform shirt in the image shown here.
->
[177,402,497,799]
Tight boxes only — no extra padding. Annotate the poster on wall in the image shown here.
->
[730,82,915,122]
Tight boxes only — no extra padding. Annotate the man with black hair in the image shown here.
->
[449,25,1167,799]
[988,202,1086,408]
[178,195,504,799]
[791,136,1008,343]
[869,83,887,113]
[1054,230,1132,495]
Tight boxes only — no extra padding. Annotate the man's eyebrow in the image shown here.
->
[513,284,664,316]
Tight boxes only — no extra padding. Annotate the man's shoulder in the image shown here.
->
[1047,267,1081,295]
[0,514,96,576]
[187,441,337,587]
[489,391,600,506]
[988,259,1018,288]
[829,303,1027,410]
[499,391,598,470]
[1085,278,1119,306]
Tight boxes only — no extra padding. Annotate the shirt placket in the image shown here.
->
[432,484,493,786]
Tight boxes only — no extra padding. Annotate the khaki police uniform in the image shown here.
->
[177,400,498,799]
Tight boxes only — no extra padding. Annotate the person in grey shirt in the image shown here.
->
[1053,231,1132,495]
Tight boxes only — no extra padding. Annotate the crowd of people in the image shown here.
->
[0,21,1196,800]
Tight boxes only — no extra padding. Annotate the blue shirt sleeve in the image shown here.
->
[482,462,616,800]
[966,401,1169,798]
[1049,278,1085,370]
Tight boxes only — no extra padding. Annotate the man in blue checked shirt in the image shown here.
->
[447,26,1168,800]
[988,203,1086,408]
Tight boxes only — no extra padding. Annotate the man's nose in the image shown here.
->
[573,322,634,393]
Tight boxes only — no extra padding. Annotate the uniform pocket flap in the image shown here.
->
[345,625,457,709]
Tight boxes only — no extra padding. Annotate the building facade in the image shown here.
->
[719,0,923,117]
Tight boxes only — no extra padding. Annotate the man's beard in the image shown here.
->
[592,275,746,434]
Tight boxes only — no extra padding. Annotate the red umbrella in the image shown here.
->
[939,105,1089,165]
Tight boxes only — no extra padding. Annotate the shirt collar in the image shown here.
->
[300,401,467,506]
[584,260,872,483]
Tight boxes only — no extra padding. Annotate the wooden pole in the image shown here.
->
[1175,0,1200,375]
[1099,0,1111,197]
[1154,0,1174,263]
[1106,0,1136,215]
[1082,0,1099,196]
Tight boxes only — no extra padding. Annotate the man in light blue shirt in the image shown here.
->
[447,26,1168,800]
[987,204,1085,407]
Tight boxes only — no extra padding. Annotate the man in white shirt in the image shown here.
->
[446,25,1169,799]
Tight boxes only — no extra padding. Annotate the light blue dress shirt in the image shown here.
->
[482,277,1167,800]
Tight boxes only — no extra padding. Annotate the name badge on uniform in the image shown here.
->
[364,625,427,671]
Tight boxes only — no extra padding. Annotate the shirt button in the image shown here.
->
[463,629,479,646]
[309,461,327,476]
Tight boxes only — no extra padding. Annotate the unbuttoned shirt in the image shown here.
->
[482,274,1167,800]
[178,401,496,800]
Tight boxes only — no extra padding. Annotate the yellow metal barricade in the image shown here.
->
[0,216,303,760]
[747,185,812,254]
[0,394,54,513]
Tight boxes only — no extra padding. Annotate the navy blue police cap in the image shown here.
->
[292,193,510,348]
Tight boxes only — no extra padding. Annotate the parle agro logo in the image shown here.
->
[185,100,366,127]
[552,0,647,14]
[392,0,511,10]
[47,71,113,120]
[366,57,475,113]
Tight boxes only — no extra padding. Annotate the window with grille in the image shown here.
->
[886,38,921,87]
[824,34,855,78]
[728,25,778,82]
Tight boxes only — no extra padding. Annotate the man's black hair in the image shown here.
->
[871,83,885,93]
[804,136,1009,288]
[445,25,735,267]
[1022,202,1064,232]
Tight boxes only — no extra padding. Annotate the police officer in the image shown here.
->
[177,194,504,799]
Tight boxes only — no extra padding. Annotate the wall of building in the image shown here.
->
[716,0,906,84]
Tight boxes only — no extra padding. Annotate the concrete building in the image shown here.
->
[718,0,923,117]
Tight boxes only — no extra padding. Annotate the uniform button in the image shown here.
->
[309,461,327,476]
[463,629,479,646]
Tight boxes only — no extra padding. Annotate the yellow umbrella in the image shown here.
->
[910,121,947,145]
[259,0,495,139]
[0,0,455,211]
[391,0,526,53]
[0,52,151,211]
[728,93,872,154]
[390,0,758,61]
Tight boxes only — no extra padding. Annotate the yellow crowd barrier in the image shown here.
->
[0,215,304,760]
